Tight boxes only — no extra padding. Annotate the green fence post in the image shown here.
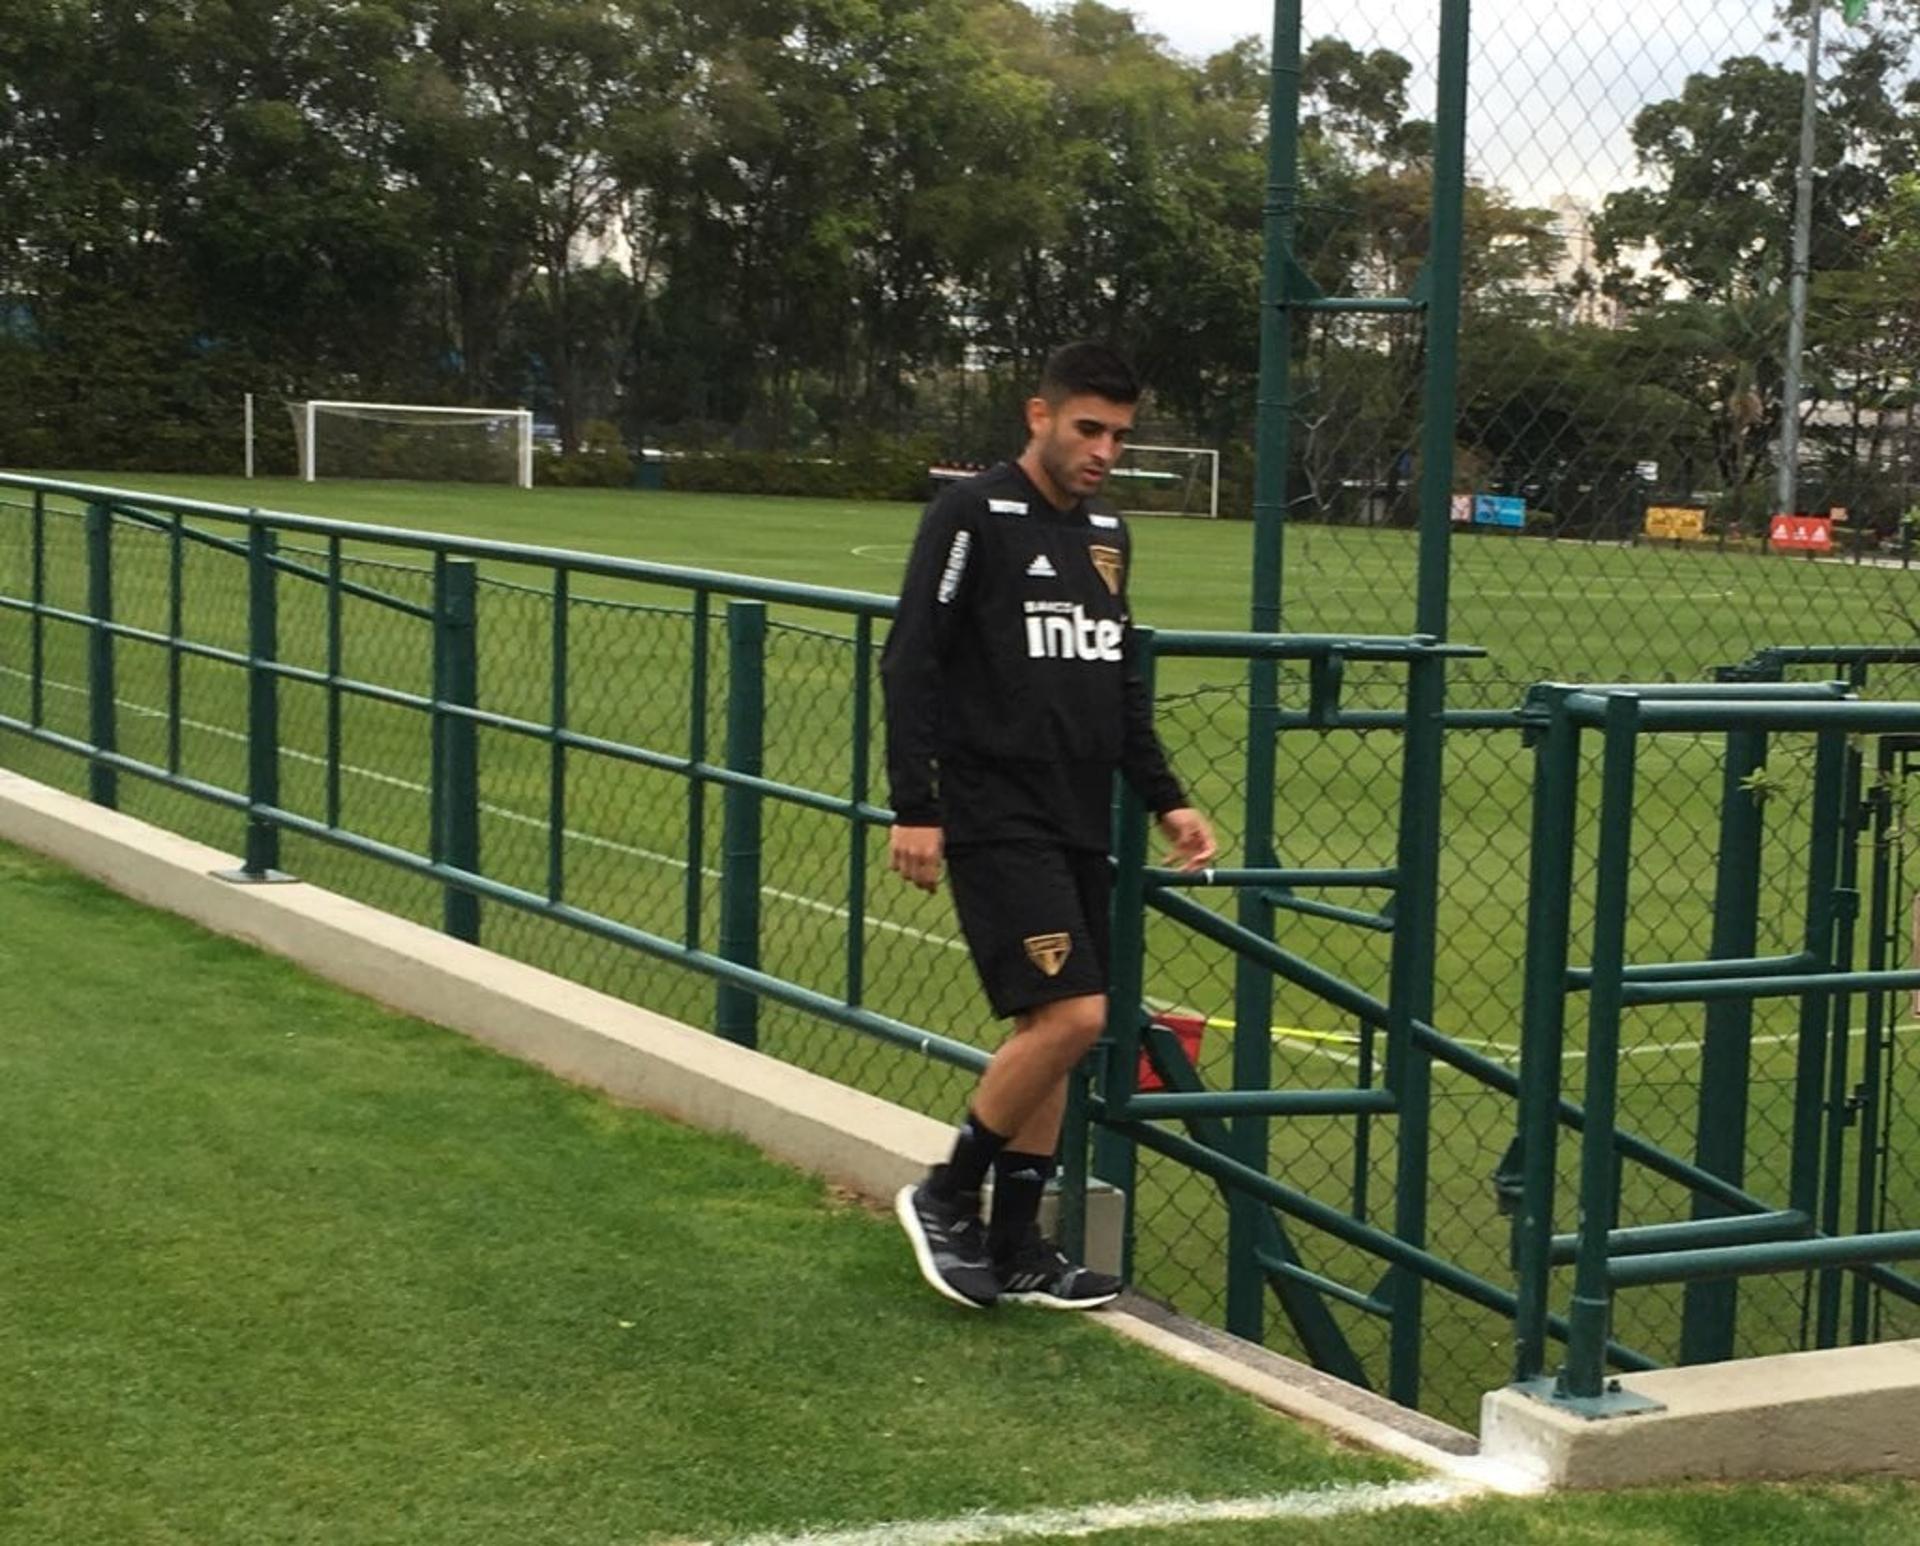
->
[1816,689,1868,1347]
[1787,730,1848,1224]
[717,600,766,1048]
[1097,631,1156,1277]
[1852,739,1898,1342]
[241,525,283,877]
[846,615,873,1008]
[1680,723,1767,1364]
[686,592,711,949]
[1382,0,1472,1409]
[1512,704,1582,1384]
[28,491,45,728]
[166,514,184,774]
[84,503,118,809]
[548,567,569,904]
[1561,695,1641,1402]
[1229,0,1306,1349]
[434,557,481,942]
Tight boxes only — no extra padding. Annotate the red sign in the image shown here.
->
[1769,515,1833,552]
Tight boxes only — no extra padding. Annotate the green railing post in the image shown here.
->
[1512,705,1582,1383]
[1680,723,1767,1363]
[548,568,570,904]
[241,524,283,877]
[716,600,766,1048]
[166,514,184,774]
[325,537,344,828]
[1096,630,1156,1277]
[433,557,481,942]
[1229,0,1306,1348]
[28,491,45,728]
[1851,740,1898,1343]
[686,592,711,949]
[84,502,118,809]
[1787,731,1848,1225]
[1382,0,1471,1408]
[846,615,873,1008]
[1816,676,1869,1347]
[1560,695,1641,1401]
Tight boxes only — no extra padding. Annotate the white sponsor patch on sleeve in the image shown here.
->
[1089,512,1120,528]
[936,530,972,603]
[988,499,1029,516]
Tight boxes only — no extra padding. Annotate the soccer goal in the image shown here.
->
[282,400,535,488]
[1107,443,1221,518]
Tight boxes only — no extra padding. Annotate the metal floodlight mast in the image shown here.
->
[1776,1,1870,525]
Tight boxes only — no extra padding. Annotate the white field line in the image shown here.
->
[1565,1021,1920,1063]
[719,1478,1478,1546]
[4,667,967,956]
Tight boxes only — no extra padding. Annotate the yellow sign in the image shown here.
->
[1645,505,1707,541]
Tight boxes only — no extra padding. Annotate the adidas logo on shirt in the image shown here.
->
[1025,554,1057,579]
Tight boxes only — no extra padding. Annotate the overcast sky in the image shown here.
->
[1073,0,1802,203]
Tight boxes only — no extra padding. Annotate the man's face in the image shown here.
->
[1027,392,1137,500]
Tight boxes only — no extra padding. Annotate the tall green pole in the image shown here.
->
[1385,0,1472,1408]
[1681,726,1767,1363]
[1229,0,1306,1343]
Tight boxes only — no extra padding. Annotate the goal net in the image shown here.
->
[1107,444,1221,518]
[288,401,534,488]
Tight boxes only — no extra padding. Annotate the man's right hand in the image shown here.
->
[889,824,944,893]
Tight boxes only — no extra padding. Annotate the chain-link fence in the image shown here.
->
[5,0,1920,1434]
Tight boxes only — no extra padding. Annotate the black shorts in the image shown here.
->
[945,842,1113,1020]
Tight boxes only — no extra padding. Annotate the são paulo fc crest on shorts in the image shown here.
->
[1024,932,1073,976]
[1088,544,1123,595]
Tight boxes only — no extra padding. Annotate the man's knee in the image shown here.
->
[1018,993,1108,1054]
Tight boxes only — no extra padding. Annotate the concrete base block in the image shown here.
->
[0,770,1124,1272]
[1481,1340,1920,1489]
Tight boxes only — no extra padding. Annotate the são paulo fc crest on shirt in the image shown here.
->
[1088,544,1123,595]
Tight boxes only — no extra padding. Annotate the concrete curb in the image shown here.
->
[1481,1341,1920,1489]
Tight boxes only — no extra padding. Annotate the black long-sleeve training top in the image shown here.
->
[880,461,1187,853]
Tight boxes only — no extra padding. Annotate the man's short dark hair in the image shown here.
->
[1038,342,1142,406]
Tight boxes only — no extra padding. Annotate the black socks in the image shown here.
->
[927,1109,1009,1202]
[988,1150,1055,1260]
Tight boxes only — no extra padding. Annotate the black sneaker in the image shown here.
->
[993,1229,1122,1310]
[895,1175,999,1309]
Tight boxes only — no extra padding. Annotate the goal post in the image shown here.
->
[1109,443,1221,519]
[287,400,535,488]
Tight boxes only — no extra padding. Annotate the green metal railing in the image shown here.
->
[0,471,1676,1415]
[1511,675,1920,1413]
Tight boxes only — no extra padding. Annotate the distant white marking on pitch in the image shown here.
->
[850,543,910,562]
[719,1478,1477,1546]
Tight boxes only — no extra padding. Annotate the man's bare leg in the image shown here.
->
[970,993,1107,1146]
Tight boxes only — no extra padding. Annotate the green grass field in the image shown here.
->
[5,471,1920,1430]
[8,837,1920,1544]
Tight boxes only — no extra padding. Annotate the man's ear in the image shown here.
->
[1023,394,1052,442]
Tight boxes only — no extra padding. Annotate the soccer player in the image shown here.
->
[882,342,1216,1310]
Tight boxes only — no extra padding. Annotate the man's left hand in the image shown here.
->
[1157,807,1217,872]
